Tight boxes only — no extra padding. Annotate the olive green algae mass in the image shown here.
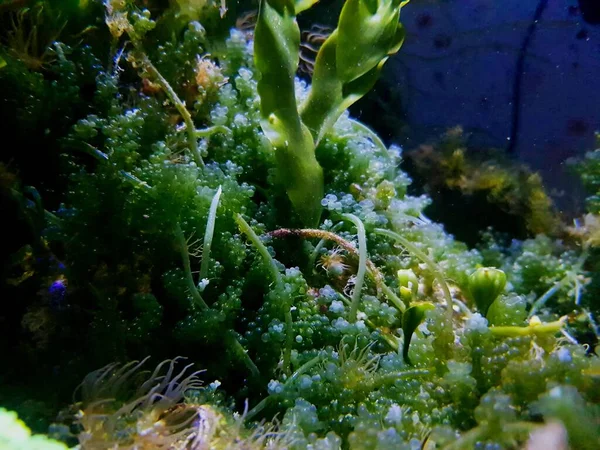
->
[0,0,599,449]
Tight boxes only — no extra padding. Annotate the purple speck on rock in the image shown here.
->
[48,277,68,309]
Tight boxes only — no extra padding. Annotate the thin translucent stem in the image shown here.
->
[268,228,405,312]
[529,253,587,318]
[119,170,151,190]
[138,55,203,167]
[347,118,393,165]
[379,283,406,313]
[374,228,453,321]
[584,308,600,339]
[342,214,367,322]
[235,214,282,285]
[175,222,208,310]
[235,214,292,374]
[574,277,582,305]
[372,369,430,388]
[528,279,564,319]
[244,396,270,423]
[245,355,322,421]
[453,298,473,317]
[528,267,586,318]
[177,221,259,377]
[336,293,399,352]
[195,125,231,138]
[286,354,322,386]
[490,317,565,337]
[225,331,260,378]
[199,186,222,280]
[308,221,344,270]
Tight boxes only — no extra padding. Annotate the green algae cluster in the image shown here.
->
[1,1,599,449]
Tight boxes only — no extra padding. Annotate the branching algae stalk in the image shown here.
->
[254,0,409,225]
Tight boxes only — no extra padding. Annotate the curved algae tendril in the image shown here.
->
[195,125,231,138]
[336,292,399,352]
[245,354,322,422]
[235,214,293,375]
[177,220,259,377]
[308,221,344,270]
[235,214,282,285]
[374,228,454,322]
[341,213,368,322]
[199,186,222,280]
[128,28,204,168]
[528,256,586,319]
[267,228,405,313]
[346,118,395,178]
[175,222,209,311]
[140,57,203,167]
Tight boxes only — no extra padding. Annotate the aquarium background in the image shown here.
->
[304,0,600,215]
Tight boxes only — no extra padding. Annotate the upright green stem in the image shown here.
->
[253,0,323,226]
[299,0,408,143]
